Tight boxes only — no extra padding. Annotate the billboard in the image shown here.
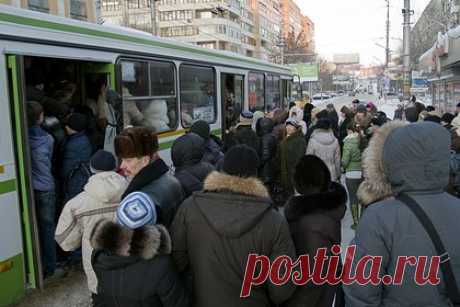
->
[333,53,360,65]
[290,63,319,82]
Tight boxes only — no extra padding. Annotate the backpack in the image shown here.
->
[450,152,460,195]
[64,162,92,203]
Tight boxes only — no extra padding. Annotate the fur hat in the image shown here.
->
[294,155,331,194]
[117,192,157,229]
[285,117,301,129]
[223,145,259,178]
[115,127,158,158]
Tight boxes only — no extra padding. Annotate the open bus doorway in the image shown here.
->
[6,55,117,292]
[221,73,244,133]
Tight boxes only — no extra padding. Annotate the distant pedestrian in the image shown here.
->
[171,133,215,198]
[306,118,341,182]
[190,120,224,166]
[256,117,277,185]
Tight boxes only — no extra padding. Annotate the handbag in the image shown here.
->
[397,193,460,307]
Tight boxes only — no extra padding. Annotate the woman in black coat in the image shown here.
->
[284,155,347,307]
[256,117,277,184]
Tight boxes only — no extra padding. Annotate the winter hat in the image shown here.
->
[316,109,329,120]
[223,145,259,178]
[66,113,87,132]
[316,117,332,130]
[294,155,331,194]
[457,102,460,108]
[352,99,360,105]
[356,104,367,114]
[117,192,157,229]
[311,107,321,119]
[441,113,455,125]
[90,150,116,173]
[190,120,211,140]
[366,102,376,109]
[238,111,254,127]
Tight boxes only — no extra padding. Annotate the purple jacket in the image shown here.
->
[29,126,55,192]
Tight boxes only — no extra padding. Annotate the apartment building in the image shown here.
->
[0,0,98,22]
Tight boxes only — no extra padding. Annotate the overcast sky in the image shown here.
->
[295,0,432,65]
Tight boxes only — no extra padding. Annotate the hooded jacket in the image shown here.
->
[344,121,460,307]
[306,129,341,181]
[171,133,215,198]
[284,182,347,307]
[341,133,362,173]
[91,221,189,307]
[170,171,296,307]
[55,172,128,293]
[29,126,55,192]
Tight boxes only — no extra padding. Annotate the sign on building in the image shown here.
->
[333,53,360,65]
[290,63,319,82]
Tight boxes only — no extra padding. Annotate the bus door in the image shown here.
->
[4,55,42,301]
[221,73,244,133]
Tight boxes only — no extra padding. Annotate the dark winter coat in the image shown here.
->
[257,118,277,183]
[224,124,260,155]
[171,171,296,307]
[202,137,224,166]
[276,130,307,194]
[345,121,460,307]
[91,220,190,307]
[338,116,352,148]
[122,159,184,228]
[171,133,215,198]
[29,126,55,192]
[60,131,92,201]
[284,182,347,307]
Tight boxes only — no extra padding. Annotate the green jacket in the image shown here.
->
[278,130,307,192]
[341,133,362,172]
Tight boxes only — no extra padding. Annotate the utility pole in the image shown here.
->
[402,0,413,99]
[385,0,390,67]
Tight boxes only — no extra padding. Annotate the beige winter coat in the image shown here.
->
[306,129,341,181]
[55,172,128,294]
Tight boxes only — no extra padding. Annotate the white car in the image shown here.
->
[312,93,331,105]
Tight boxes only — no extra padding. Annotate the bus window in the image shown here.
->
[249,72,265,112]
[180,65,216,127]
[266,74,280,112]
[121,59,177,133]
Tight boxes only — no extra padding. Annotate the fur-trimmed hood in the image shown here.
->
[285,182,347,222]
[358,121,451,206]
[90,220,171,263]
[191,171,272,238]
[203,171,269,198]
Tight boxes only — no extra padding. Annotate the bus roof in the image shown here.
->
[0,5,292,75]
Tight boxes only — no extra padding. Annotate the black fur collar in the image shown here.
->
[285,182,347,222]
[122,159,169,199]
[90,220,171,260]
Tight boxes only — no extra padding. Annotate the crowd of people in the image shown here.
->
[26,91,460,307]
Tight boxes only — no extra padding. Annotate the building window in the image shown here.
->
[102,0,120,11]
[127,0,151,9]
[159,10,193,21]
[28,0,49,13]
[121,59,177,132]
[266,74,280,112]
[180,65,216,127]
[160,26,197,37]
[249,72,265,112]
[70,0,87,20]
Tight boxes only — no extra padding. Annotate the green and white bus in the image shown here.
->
[0,4,292,305]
